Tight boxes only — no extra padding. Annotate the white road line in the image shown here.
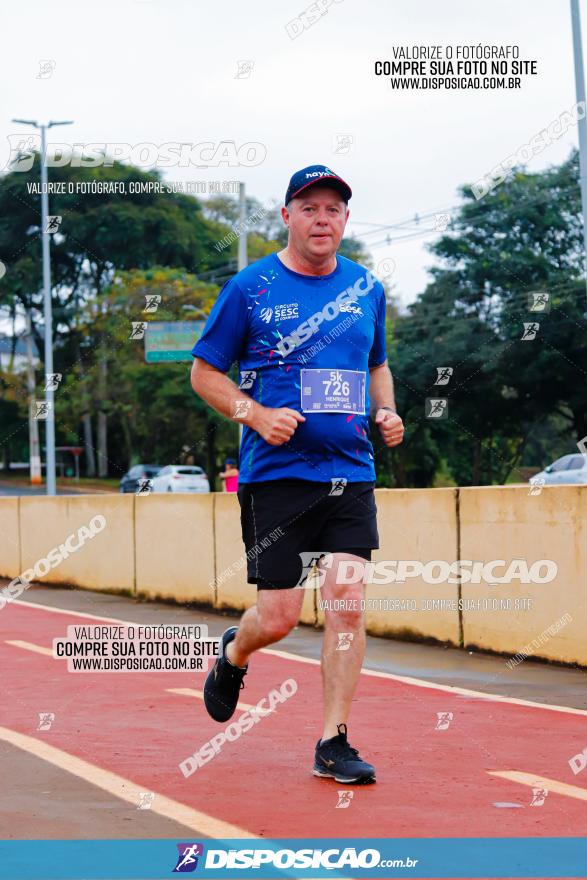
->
[11,598,587,717]
[488,770,587,802]
[5,639,53,657]
[11,598,150,626]
[0,725,257,838]
[262,646,587,717]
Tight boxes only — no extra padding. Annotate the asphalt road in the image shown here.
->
[0,483,77,496]
[0,481,107,496]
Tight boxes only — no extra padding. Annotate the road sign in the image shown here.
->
[144,321,204,363]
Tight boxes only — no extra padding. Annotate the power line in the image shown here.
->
[350,181,582,249]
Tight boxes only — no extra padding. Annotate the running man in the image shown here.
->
[190,165,404,784]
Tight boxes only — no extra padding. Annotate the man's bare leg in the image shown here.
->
[226,588,305,667]
[318,553,367,741]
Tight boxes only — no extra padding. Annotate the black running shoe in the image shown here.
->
[313,723,376,784]
[203,626,248,722]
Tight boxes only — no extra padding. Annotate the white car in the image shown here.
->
[150,465,210,493]
[530,453,587,487]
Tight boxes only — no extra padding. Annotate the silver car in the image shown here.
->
[530,454,587,486]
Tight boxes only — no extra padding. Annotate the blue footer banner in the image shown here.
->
[0,838,586,879]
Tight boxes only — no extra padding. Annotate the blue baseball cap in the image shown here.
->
[284,164,352,206]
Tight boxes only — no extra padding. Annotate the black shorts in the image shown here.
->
[237,479,379,590]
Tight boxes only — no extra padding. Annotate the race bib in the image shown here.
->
[300,369,366,414]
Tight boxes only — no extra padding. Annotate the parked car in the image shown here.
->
[529,454,587,487]
[119,464,162,493]
[150,465,210,493]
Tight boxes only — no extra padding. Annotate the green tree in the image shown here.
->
[56,267,239,485]
[391,150,587,486]
[0,159,237,475]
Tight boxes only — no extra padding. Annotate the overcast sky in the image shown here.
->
[1,0,584,309]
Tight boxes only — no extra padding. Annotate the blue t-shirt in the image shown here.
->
[191,252,387,484]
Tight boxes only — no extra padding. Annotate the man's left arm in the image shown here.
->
[369,361,404,448]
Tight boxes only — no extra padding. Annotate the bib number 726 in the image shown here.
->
[322,370,350,397]
[300,368,366,414]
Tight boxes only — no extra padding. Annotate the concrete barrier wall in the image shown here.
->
[0,497,20,578]
[135,494,215,604]
[1,486,585,665]
[459,485,587,665]
[363,488,460,643]
[19,495,134,593]
[314,488,460,643]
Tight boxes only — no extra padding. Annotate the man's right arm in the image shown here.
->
[190,358,305,446]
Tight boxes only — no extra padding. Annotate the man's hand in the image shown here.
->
[375,408,404,447]
[255,406,306,446]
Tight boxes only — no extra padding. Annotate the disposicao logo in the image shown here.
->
[173,843,204,872]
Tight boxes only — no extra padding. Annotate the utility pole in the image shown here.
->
[25,311,41,485]
[97,355,108,477]
[12,118,73,495]
[570,0,587,302]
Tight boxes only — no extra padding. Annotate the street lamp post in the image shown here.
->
[12,118,73,495]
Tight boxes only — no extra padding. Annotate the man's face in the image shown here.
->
[282,186,349,261]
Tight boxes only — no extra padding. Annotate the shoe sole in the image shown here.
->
[313,768,376,785]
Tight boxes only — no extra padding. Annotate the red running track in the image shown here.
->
[1,599,587,846]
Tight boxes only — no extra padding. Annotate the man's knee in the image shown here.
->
[259,616,297,642]
[322,583,364,629]
[324,606,364,630]
[258,599,299,642]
